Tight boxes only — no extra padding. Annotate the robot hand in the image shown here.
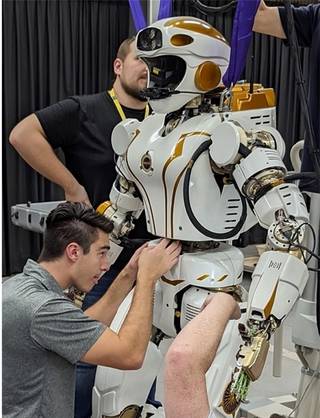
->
[97,175,144,242]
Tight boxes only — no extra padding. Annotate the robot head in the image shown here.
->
[136,16,230,114]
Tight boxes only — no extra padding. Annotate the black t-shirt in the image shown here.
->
[35,92,153,269]
[279,5,320,192]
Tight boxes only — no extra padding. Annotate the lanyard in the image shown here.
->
[108,88,149,121]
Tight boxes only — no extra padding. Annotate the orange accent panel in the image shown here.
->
[230,84,276,111]
[217,274,228,282]
[195,61,221,91]
[164,18,228,44]
[96,201,112,215]
[196,274,210,281]
[161,277,185,286]
[264,281,279,319]
[170,34,193,46]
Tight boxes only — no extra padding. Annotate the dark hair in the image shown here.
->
[38,202,113,262]
[116,36,136,61]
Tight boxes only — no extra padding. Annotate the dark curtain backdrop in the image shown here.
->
[3,0,132,275]
[3,0,311,275]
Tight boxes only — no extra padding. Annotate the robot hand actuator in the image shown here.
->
[97,175,144,241]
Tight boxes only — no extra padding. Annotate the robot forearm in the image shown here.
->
[222,247,309,414]
[247,250,309,326]
[243,206,310,347]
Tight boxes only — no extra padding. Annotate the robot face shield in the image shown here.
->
[143,55,186,92]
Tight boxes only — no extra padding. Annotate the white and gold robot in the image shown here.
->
[92,17,310,418]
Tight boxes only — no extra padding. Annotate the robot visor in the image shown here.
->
[143,55,186,90]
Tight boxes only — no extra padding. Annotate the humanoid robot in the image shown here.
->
[92,17,310,418]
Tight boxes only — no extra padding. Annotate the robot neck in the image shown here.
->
[162,94,212,136]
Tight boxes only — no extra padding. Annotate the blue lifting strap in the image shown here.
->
[223,0,260,87]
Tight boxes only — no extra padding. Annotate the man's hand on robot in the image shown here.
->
[124,242,149,283]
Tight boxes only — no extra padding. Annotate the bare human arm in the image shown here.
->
[253,0,286,39]
[164,293,240,418]
[9,114,91,205]
[81,239,181,370]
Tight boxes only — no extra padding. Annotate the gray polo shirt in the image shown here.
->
[3,259,106,418]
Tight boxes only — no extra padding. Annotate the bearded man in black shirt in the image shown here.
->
[9,37,154,418]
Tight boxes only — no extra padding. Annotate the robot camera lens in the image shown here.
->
[137,28,162,51]
[150,29,156,39]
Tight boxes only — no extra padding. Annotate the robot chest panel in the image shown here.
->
[124,115,235,240]
[126,114,216,185]
[125,120,216,208]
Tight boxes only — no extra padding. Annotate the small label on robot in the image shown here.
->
[268,260,282,270]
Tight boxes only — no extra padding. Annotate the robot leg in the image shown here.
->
[206,313,245,418]
[92,342,163,418]
[92,290,163,418]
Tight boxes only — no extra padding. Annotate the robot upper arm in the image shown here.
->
[208,118,308,229]
[111,118,141,156]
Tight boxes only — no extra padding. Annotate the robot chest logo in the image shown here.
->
[268,260,282,270]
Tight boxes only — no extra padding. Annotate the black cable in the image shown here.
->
[287,222,316,264]
[309,267,320,273]
[183,140,247,240]
[288,228,308,264]
[284,172,319,182]
[295,243,320,263]
[299,244,308,265]
[190,0,237,15]
[113,155,131,188]
[286,225,320,265]
[317,258,320,335]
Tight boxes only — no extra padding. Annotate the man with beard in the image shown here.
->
[9,37,153,418]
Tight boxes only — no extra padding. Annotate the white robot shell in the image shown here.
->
[111,118,141,156]
[136,16,231,114]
